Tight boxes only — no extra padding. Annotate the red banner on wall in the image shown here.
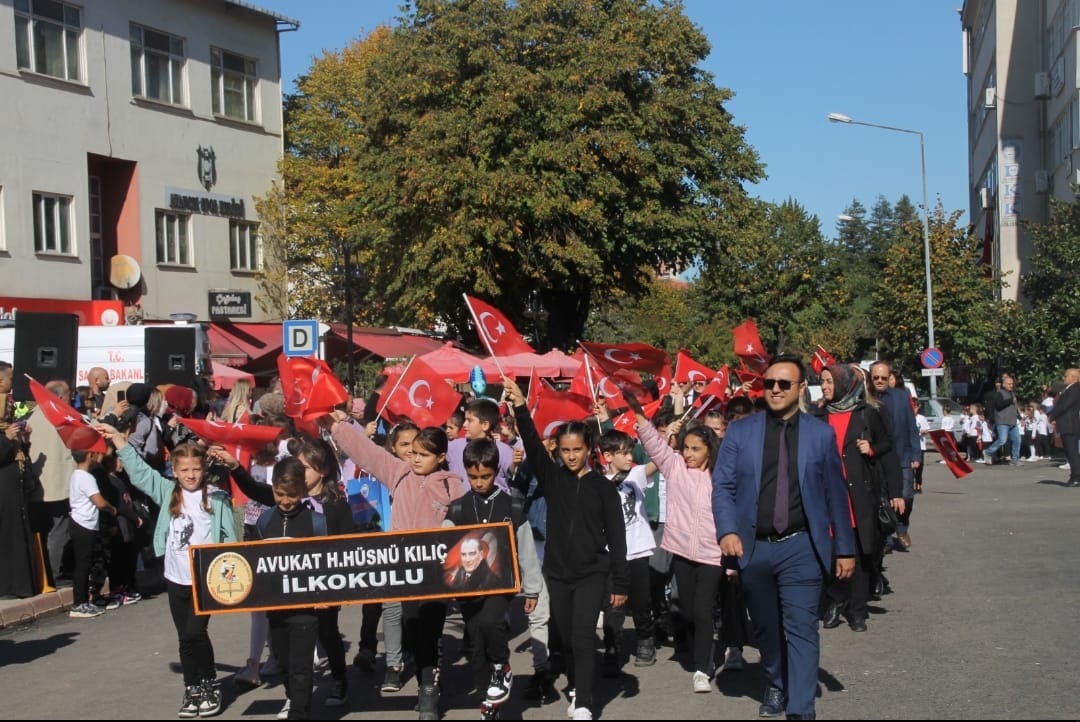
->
[0,297,124,326]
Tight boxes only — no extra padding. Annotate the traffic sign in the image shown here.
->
[921,367,945,377]
[283,319,319,356]
[920,347,944,369]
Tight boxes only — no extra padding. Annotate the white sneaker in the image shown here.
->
[276,699,291,720]
[572,707,593,720]
[722,646,744,671]
[692,670,711,693]
[567,689,576,719]
[69,602,105,618]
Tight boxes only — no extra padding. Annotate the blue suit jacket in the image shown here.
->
[711,411,856,571]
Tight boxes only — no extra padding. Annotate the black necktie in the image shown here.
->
[774,421,789,534]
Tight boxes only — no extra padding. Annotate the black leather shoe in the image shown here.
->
[822,602,843,629]
[847,616,867,632]
[759,685,786,717]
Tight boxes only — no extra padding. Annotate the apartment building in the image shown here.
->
[0,0,297,324]
[962,0,1077,302]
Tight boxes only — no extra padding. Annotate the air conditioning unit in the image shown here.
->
[984,87,996,108]
[980,187,991,209]
[1035,170,1050,193]
[1034,71,1051,99]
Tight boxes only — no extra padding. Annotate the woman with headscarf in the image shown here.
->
[816,363,904,632]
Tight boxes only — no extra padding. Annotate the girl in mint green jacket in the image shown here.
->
[99,423,236,719]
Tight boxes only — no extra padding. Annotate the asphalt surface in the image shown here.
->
[2,455,1078,720]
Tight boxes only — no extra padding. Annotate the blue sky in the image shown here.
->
[258,0,970,236]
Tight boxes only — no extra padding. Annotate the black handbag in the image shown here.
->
[876,492,900,536]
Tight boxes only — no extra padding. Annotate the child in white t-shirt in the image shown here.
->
[598,429,658,671]
[68,449,117,619]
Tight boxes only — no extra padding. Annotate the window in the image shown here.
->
[211,47,257,122]
[130,23,185,105]
[14,0,82,82]
[32,191,74,254]
[230,220,262,271]
[155,210,192,265]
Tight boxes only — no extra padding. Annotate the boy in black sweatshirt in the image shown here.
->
[443,438,544,706]
[503,378,628,721]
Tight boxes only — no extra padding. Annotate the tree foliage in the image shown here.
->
[313,0,766,348]
[874,203,1002,380]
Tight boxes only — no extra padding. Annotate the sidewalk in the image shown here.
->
[0,585,73,629]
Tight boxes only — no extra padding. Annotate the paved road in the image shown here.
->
[2,457,1079,720]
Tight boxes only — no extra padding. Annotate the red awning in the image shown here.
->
[211,360,255,390]
[326,323,447,360]
[208,322,284,367]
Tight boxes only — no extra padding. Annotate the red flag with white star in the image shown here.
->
[378,357,462,428]
[732,320,770,374]
[674,349,716,384]
[929,429,973,478]
[464,295,535,356]
[27,376,106,452]
[810,345,838,376]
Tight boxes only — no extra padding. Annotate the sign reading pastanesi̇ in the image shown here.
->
[191,523,519,615]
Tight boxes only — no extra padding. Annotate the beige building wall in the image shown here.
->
[0,0,294,322]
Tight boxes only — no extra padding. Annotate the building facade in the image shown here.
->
[961,0,1077,302]
[0,0,296,324]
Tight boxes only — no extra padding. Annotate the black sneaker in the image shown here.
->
[178,685,201,719]
[380,666,404,693]
[602,647,620,678]
[352,648,376,674]
[485,664,512,704]
[523,669,557,703]
[325,679,348,707]
[197,679,222,717]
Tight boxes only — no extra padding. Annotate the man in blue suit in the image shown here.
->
[712,355,855,720]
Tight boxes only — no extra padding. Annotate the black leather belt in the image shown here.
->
[757,530,806,543]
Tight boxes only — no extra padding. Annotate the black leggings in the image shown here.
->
[671,555,724,675]
[167,581,215,686]
[547,573,606,710]
[315,607,347,684]
[403,600,447,686]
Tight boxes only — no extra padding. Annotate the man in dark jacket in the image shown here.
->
[1050,368,1080,487]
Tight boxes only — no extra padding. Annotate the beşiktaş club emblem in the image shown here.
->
[205,551,253,606]
[197,145,217,191]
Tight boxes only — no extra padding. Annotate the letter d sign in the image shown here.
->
[283,319,319,357]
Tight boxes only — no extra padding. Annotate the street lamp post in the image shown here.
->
[828,112,937,400]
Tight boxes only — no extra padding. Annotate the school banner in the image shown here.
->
[191,523,519,615]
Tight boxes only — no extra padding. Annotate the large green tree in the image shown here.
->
[694,198,838,360]
[874,204,1002,379]
[332,0,763,348]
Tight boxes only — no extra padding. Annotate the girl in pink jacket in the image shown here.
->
[628,398,724,694]
[327,414,465,720]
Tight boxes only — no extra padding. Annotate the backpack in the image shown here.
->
[256,506,327,539]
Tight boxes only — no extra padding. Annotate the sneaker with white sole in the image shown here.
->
[380,666,404,693]
[485,663,512,704]
[69,602,105,618]
[276,699,291,720]
[197,679,222,717]
[178,685,201,719]
[93,595,122,611]
[572,707,593,720]
[692,670,711,693]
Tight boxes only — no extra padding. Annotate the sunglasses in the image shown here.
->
[871,375,890,381]
[763,378,795,391]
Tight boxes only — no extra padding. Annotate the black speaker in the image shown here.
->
[145,326,198,388]
[12,312,79,401]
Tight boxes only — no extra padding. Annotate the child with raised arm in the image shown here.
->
[503,377,628,722]
[97,424,236,719]
[623,392,725,694]
[324,410,465,721]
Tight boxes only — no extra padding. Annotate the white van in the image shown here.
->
[0,322,211,387]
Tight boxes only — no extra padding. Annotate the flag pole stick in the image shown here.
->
[375,355,416,425]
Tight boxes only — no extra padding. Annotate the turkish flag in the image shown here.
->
[929,429,973,478]
[178,417,282,464]
[734,363,765,399]
[654,361,673,397]
[611,398,664,438]
[579,341,670,376]
[674,349,715,384]
[27,376,106,452]
[693,364,731,413]
[732,319,770,374]
[277,354,350,422]
[810,344,838,376]
[530,389,595,440]
[464,295,535,356]
[378,357,462,428]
